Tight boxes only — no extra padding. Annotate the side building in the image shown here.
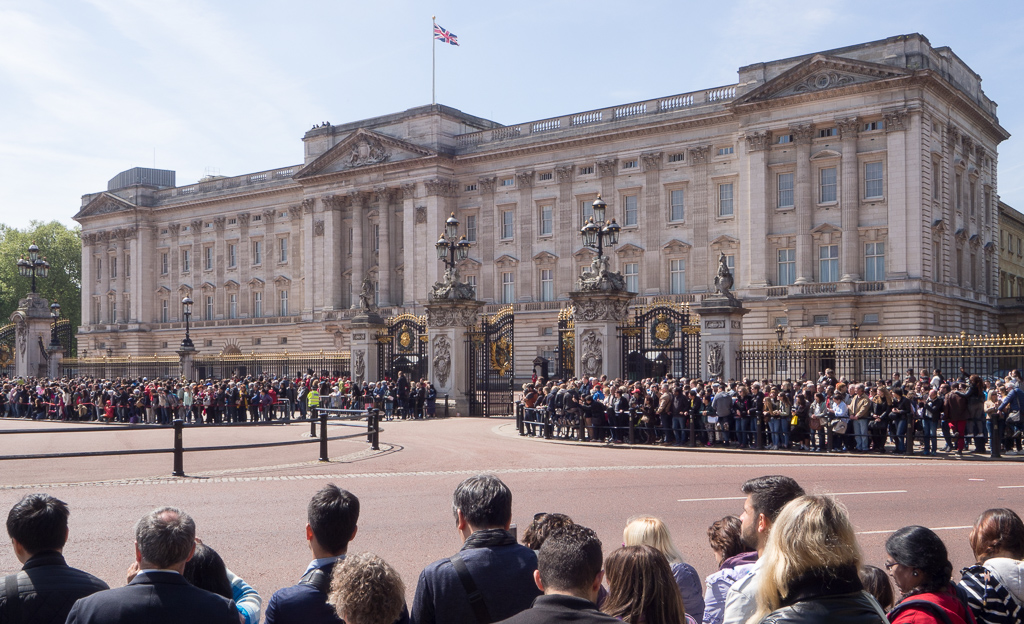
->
[75,33,1009,377]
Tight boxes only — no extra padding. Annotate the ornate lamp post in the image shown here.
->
[579,194,621,265]
[435,213,471,272]
[775,324,786,345]
[49,302,61,349]
[180,296,195,350]
[17,243,50,294]
[850,323,860,339]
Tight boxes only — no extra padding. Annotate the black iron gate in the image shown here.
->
[620,303,701,381]
[556,307,575,380]
[465,306,515,417]
[51,318,72,354]
[0,323,14,378]
[377,314,428,382]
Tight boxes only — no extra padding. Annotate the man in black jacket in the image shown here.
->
[66,506,236,624]
[1,494,108,624]
[496,524,617,624]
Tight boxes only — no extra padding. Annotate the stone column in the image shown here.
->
[400,183,418,306]
[263,209,277,298]
[238,213,252,316]
[516,172,535,301]
[349,191,367,308]
[177,347,195,381]
[425,300,485,416]
[213,217,226,317]
[376,187,392,307]
[81,234,94,325]
[688,146,711,291]
[568,291,633,380]
[321,196,343,310]
[641,153,663,294]
[99,231,111,324]
[555,166,575,294]
[742,132,770,287]
[114,231,126,322]
[350,309,385,385]
[47,342,63,379]
[885,109,911,280]
[838,118,861,281]
[299,200,314,316]
[698,296,750,381]
[478,177,497,302]
[945,124,960,286]
[793,124,813,284]
[12,293,54,378]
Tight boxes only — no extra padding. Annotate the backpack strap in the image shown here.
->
[5,572,20,623]
[888,599,955,624]
[449,553,492,624]
[298,568,331,594]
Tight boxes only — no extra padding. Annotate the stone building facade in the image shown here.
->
[74,33,1009,377]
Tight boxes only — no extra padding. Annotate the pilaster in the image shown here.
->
[743,132,770,287]
[478,176,497,302]
[641,152,663,293]
[837,117,861,282]
[885,109,911,279]
[349,191,367,308]
[376,187,393,306]
[792,124,814,284]
[688,145,711,292]
[515,171,534,301]
[555,166,574,297]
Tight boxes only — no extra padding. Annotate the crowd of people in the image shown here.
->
[519,368,1024,457]
[0,370,441,425]
[2,476,1021,624]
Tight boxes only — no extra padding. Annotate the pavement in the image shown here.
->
[1,415,1021,606]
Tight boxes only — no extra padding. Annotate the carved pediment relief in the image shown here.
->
[662,239,692,254]
[248,277,265,288]
[709,235,739,249]
[457,257,482,271]
[74,192,137,220]
[155,285,171,294]
[200,281,216,292]
[572,248,596,261]
[614,243,644,259]
[494,254,519,268]
[294,128,437,179]
[733,54,910,106]
[532,251,558,265]
[273,275,292,285]
[223,279,240,290]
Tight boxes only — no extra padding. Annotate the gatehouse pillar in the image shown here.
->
[699,254,749,381]
[568,290,633,381]
[425,300,484,417]
[351,313,386,387]
[11,293,54,379]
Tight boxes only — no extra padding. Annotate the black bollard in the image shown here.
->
[310,407,318,437]
[991,416,1002,459]
[755,414,765,450]
[516,402,524,435]
[628,407,636,445]
[172,419,185,477]
[367,408,374,443]
[445,394,450,419]
[319,408,329,462]
[370,409,380,451]
[689,414,696,448]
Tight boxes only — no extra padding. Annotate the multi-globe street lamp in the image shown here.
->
[435,213,471,270]
[17,243,50,294]
[180,297,195,350]
[579,194,620,262]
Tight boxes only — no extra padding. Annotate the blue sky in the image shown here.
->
[1,0,1023,229]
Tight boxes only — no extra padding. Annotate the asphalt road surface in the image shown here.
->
[1,416,1021,607]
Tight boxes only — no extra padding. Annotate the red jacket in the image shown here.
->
[889,585,976,624]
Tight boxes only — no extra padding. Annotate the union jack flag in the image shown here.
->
[434,23,459,46]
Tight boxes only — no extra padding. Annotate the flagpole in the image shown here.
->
[431,15,436,106]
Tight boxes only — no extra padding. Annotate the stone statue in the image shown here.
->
[429,267,476,301]
[577,254,628,292]
[358,276,376,311]
[713,252,738,303]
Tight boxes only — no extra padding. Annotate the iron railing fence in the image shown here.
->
[56,351,351,381]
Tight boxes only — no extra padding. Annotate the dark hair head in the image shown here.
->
[522,512,574,550]
[885,526,953,594]
[602,545,687,622]
[135,507,196,568]
[707,516,745,561]
[308,484,360,555]
[970,508,1024,563]
[6,493,70,554]
[537,524,603,593]
[453,474,512,529]
[741,475,805,524]
[183,542,232,599]
[859,564,895,610]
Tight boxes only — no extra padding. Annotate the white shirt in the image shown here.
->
[721,559,761,624]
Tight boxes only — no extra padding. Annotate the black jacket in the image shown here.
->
[0,551,109,624]
[496,594,620,624]
[758,566,886,624]
[66,570,237,624]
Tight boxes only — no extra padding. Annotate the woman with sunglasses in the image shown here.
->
[884,526,975,624]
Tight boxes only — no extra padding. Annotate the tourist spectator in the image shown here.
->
[602,545,696,624]
[958,508,1024,624]
[1,493,109,624]
[66,506,237,624]
[749,495,886,623]
[328,553,406,624]
[496,524,618,624]
[964,375,988,453]
[721,475,805,624]
[997,383,1023,455]
[622,516,704,617]
[522,512,574,551]
[411,474,541,624]
[884,526,973,624]
[920,389,944,456]
[703,516,756,624]
[861,565,896,611]
[183,541,262,624]
[946,384,970,458]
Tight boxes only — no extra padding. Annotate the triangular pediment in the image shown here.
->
[572,248,596,261]
[295,128,437,179]
[734,54,911,106]
[74,192,136,220]
[495,254,519,268]
[532,251,558,263]
[710,235,739,247]
[614,243,645,257]
[810,223,842,235]
[662,239,692,254]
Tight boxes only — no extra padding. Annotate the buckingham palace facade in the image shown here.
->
[74,33,1009,375]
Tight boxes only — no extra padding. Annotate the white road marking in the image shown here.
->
[678,489,906,503]
[997,485,1024,489]
[857,525,972,535]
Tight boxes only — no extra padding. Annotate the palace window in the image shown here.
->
[863,121,884,132]
[466,215,477,242]
[228,244,236,267]
[501,272,515,304]
[161,253,168,275]
[865,162,884,199]
[124,254,130,277]
[539,204,553,236]
[624,195,638,226]
[161,300,169,323]
[540,269,554,301]
[624,263,639,293]
[279,237,288,263]
[280,290,289,316]
[865,242,885,281]
[970,180,977,214]
[818,128,836,138]
[252,240,262,265]
[181,249,190,273]
[372,224,380,252]
[623,159,638,169]
[777,134,793,144]
[538,172,553,181]
[500,210,514,240]
[778,248,796,286]
[205,296,213,321]
[229,294,237,319]
[819,244,839,282]
[110,257,117,279]
[204,246,213,271]
[717,146,734,156]
[109,299,116,324]
[581,199,595,222]
[253,292,263,318]
[956,173,963,211]
[718,183,734,217]
[670,189,685,221]
[778,173,794,208]
[670,259,686,294]
[724,254,736,283]
[578,165,594,175]
[465,183,477,192]
[819,167,837,203]
[668,152,685,163]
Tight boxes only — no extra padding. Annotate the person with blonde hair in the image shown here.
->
[328,553,406,624]
[750,495,886,624]
[623,516,704,617]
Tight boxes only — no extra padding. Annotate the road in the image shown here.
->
[1,416,1021,606]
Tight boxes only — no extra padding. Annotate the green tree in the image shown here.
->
[0,221,82,354]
